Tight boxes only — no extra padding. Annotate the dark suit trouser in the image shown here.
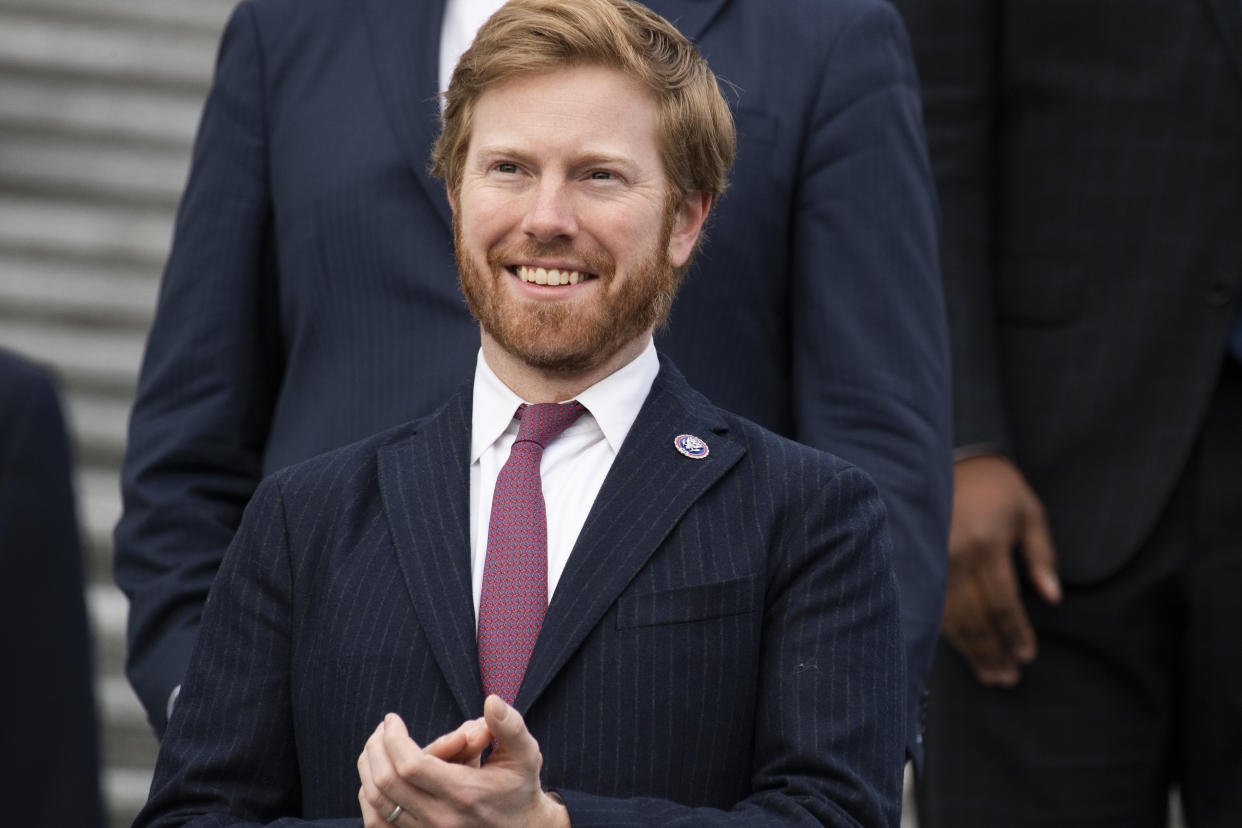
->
[918,358,1242,828]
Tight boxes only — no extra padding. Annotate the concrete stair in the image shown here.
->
[0,1,233,824]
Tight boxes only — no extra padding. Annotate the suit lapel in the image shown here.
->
[378,382,482,721]
[1201,0,1242,85]
[515,360,745,714]
[643,0,729,43]
[362,0,454,234]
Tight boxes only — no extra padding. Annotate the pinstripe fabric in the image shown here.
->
[134,359,905,827]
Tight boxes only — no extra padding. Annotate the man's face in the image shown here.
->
[452,64,706,377]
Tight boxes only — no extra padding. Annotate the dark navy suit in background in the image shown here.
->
[115,0,951,759]
[0,349,104,828]
[894,0,1242,823]
[134,360,906,827]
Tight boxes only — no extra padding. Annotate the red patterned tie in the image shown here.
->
[478,401,586,704]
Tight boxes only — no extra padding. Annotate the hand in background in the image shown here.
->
[943,454,1061,686]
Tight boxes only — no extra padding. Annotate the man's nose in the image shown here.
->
[520,179,578,242]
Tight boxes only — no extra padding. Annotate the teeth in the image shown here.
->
[517,265,584,285]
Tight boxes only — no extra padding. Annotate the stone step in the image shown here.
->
[88,585,159,825]
[105,765,156,828]
[0,251,159,329]
[0,194,173,267]
[0,317,145,392]
[0,73,204,145]
[0,8,221,91]
[66,386,133,469]
[79,466,123,583]
[89,583,127,675]
[0,0,233,33]
[0,127,191,208]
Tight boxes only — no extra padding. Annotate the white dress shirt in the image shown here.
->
[439,0,508,99]
[469,340,659,620]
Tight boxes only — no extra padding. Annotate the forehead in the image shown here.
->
[467,65,662,166]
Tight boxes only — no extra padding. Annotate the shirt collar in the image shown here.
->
[470,338,659,462]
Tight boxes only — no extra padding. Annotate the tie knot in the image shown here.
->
[514,401,587,449]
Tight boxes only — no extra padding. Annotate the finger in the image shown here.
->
[358,723,392,810]
[424,729,468,760]
[381,713,431,783]
[484,695,542,770]
[942,573,1021,686]
[975,541,1037,665]
[358,773,405,828]
[451,718,492,766]
[1020,498,1062,605]
[425,717,490,765]
[358,785,386,828]
[362,715,427,817]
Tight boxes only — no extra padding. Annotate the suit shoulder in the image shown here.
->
[266,417,424,490]
[0,350,64,436]
[750,0,905,34]
[234,0,376,49]
[240,0,355,19]
[0,348,55,399]
[720,408,878,492]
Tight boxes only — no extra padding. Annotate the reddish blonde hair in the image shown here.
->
[431,0,735,207]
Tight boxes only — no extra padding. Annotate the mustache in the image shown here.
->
[487,240,615,278]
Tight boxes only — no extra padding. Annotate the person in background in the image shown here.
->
[0,347,105,828]
[892,0,1242,824]
[132,2,906,824]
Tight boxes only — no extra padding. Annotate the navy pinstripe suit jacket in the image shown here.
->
[134,359,905,827]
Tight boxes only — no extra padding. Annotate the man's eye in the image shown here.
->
[589,171,614,180]
[495,163,519,174]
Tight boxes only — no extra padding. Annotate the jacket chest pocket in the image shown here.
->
[616,575,760,629]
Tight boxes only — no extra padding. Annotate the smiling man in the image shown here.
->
[133,2,904,826]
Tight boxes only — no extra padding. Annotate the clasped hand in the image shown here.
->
[358,695,569,827]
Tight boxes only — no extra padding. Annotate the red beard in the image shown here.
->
[454,212,679,377]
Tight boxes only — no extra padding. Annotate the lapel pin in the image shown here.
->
[674,434,709,459]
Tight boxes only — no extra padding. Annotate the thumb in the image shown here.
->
[1020,497,1061,605]
[484,695,539,762]
[382,711,419,748]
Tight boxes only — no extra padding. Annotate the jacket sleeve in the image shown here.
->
[131,475,359,828]
[113,0,283,735]
[787,0,952,759]
[892,0,1008,453]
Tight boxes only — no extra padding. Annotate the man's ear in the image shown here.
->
[667,191,713,269]
[446,186,457,214]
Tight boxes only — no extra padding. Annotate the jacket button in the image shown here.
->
[1207,283,1232,307]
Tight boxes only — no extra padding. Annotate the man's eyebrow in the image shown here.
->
[572,152,634,169]
[472,145,534,163]
[471,146,637,171]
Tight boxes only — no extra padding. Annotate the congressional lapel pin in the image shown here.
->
[674,433,709,459]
